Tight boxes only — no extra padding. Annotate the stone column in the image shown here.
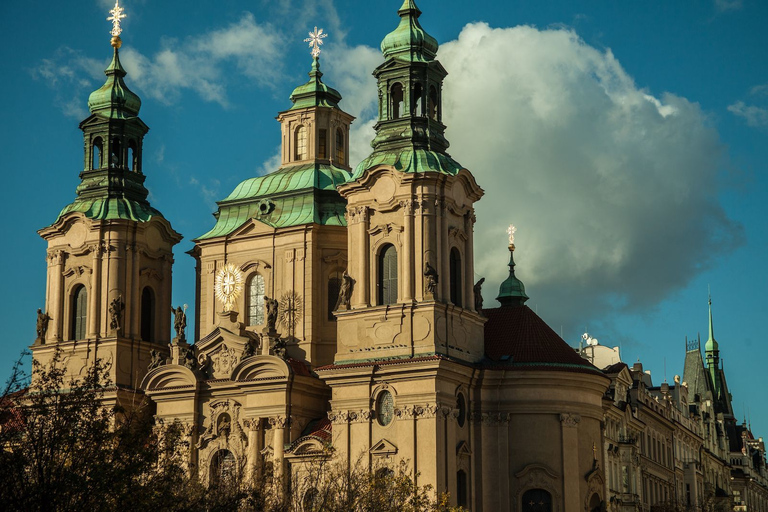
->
[270,416,289,483]
[420,199,436,302]
[444,407,458,501]
[480,413,500,510]
[497,414,511,512]
[47,250,65,342]
[439,200,450,302]
[87,244,103,339]
[106,242,122,337]
[245,419,262,483]
[465,212,476,311]
[127,243,138,338]
[401,201,414,302]
[351,207,369,307]
[560,413,581,512]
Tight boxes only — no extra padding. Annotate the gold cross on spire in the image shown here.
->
[507,224,517,246]
[107,0,127,37]
[304,27,328,58]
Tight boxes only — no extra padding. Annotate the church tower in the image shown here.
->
[333,0,485,363]
[318,1,485,502]
[34,6,182,394]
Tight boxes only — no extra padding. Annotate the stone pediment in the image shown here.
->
[370,438,398,457]
[197,327,260,380]
[142,364,198,391]
[228,218,277,239]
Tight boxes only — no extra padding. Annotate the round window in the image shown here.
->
[376,390,394,426]
[457,393,467,428]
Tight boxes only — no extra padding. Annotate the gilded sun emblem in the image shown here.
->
[214,263,243,312]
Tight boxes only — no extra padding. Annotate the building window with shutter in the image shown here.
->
[378,244,398,305]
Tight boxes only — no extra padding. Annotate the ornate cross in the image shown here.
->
[507,224,517,245]
[107,0,127,37]
[304,26,328,58]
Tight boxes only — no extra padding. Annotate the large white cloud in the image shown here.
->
[326,22,741,330]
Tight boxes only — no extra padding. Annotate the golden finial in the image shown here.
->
[107,0,127,48]
[507,224,517,247]
[304,27,328,58]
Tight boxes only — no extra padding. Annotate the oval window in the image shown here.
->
[376,390,395,427]
[457,393,467,428]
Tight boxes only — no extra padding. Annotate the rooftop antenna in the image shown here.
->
[664,358,667,383]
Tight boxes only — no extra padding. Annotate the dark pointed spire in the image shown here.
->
[496,225,529,307]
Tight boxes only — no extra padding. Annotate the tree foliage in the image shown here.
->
[0,351,464,512]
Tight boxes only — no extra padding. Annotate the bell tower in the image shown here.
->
[34,2,182,393]
[333,0,485,364]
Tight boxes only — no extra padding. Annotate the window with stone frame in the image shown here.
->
[71,284,87,341]
[295,125,308,160]
[378,244,398,305]
[247,274,265,326]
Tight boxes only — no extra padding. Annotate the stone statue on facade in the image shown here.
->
[35,308,51,344]
[265,296,279,333]
[272,337,288,360]
[335,270,353,311]
[424,262,438,299]
[183,345,197,370]
[109,295,124,333]
[148,349,165,371]
[172,305,187,342]
[473,278,485,312]
[241,339,256,361]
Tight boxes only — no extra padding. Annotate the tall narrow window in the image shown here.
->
[327,273,341,320]
[378,244,398,305]
[428,86,438,120]
[247,274,265,326]
[450,248,462,307]
[318,129,327,159]
[391,83,404,119]
[521,489,552,512]
[128,140,137,171]
[92,137,103,170]
[413,83,423,116]
[141,286,155,342]
[71,285,87,341]
[110,138,121,168]
[335,128,345,165]
[295,126,308,161]
[457,470,468,508]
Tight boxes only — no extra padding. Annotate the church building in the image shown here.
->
[32,2,611,510]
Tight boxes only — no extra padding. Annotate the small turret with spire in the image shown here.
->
[496,224,529,307]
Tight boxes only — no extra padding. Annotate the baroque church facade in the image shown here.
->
[31,2,615,510]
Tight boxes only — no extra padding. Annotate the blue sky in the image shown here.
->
[1,0,766,431]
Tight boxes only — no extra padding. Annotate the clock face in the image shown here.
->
[214,263,243,311]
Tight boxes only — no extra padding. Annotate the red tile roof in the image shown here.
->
[483,306,602,375]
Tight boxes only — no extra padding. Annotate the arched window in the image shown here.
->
[140,286,155,342]
[327,272,341,321]
[335,128,345,165]
[110,138,121,168]
[378,244,398,305]
[428,85,438,120]
[391,83,404,119]
[71,285,87,341]
[247,274,265,326]
[449,248,462,307]
[413,83,423,116]
[128,140,137,171]
[92,137,103,170]
[210,449,236,486]
[318,129,327,159]
[295,125,308,160]
[521,489,552,512]
[457,470,468,508]
[303,488,319,511]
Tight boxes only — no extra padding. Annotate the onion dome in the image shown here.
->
[289,57,343,110]
[380,0,439,62]
[87,37,141,119]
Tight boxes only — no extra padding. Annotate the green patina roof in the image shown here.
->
[196,163,350,240]
[57,197,160,223]
[289,58,342,110]
[705,297,719,353]
[88,48,141,119]
[496,248,529,307]
[381,0,438,62]
[352,147,462,180]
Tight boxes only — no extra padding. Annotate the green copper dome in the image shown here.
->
[381,0,439,62]
[496,247,529,307]
[87,48,141,118]
[289,57,342,110]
